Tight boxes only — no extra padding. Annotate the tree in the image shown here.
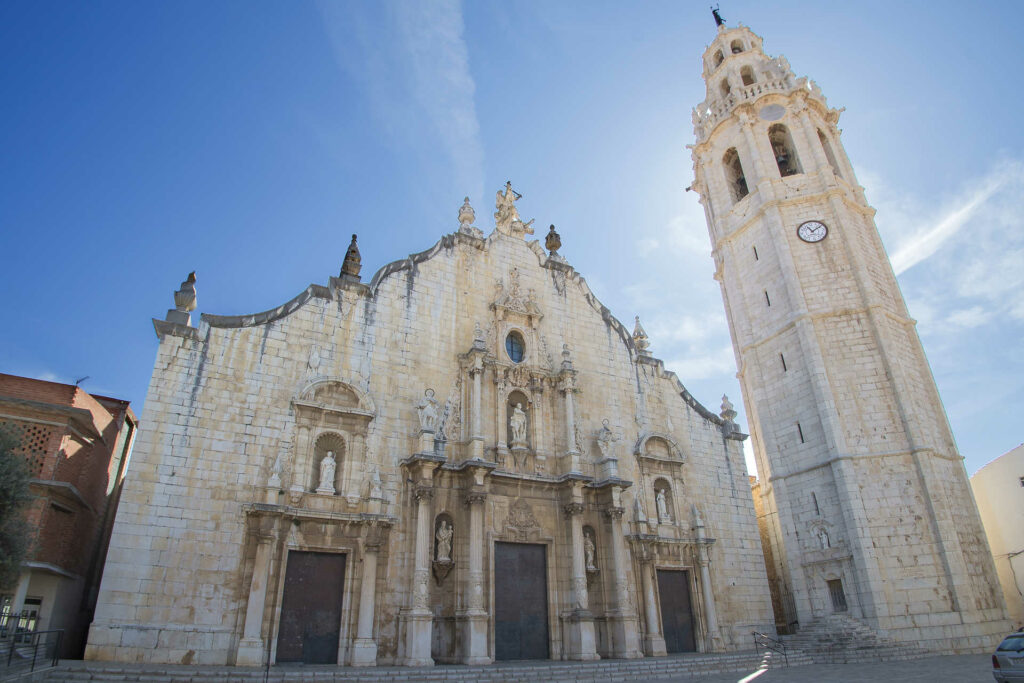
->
[0,427,32,589]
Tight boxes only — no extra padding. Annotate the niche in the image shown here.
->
[818,129,843,178]
[741,65,756,86]
[653,478,675,524]
[312,431,345,494]
[723,147,748,202]
[713,50,724,68]
[506,390,531,449]
[768,124,802,177]
[731,39,744,54]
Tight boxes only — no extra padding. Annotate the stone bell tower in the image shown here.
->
[688,18,1009,648]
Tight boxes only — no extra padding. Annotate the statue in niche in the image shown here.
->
[435,520,453,562]
[817,527,830,549]
[510,402,528,445]
[584,531,597,572]
[417,388,439,432]
[317,451,337,494]
[368,469,383,499]
[656,487,670,522]
[596,419,615,459]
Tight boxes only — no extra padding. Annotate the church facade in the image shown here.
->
[689,21,1010,649]
[84,188,774,666]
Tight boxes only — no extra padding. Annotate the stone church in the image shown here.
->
[83,184,774,665]
[84,16,1009,669]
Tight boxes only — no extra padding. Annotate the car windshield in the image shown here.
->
[997,634,1024,652]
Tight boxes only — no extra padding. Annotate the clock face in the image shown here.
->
[797,220,828,243]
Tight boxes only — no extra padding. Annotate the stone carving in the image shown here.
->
[505,498,540,530]
[473,321,486,350]
[307,345,322,372]
[368,469,383,499]
[545,224,562,254]
[573,423,587,456]
[584,531,597,572]
[435,520,453,562]
[494,181,534,236]
[634,495,648,523]
[817,527,830,549]
[317,451,337,495]
[692,503,705,528]
[510,403,527,446]
[496,269,538,315]
[166,271,197,326]
[573,576,589,610]
[438,377,462,443]
[341,234,361,278]
[413,569,430,609]
[509,365,531,388]
[633,316,651,355]
[267,454,283,489]
[656,487,671,522]
[417,389,440,432]
[597,419,616,459]
[457,197,477,233]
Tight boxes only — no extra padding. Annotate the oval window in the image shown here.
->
[505,331,525,363]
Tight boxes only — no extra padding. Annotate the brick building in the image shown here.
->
[0,374,136,657]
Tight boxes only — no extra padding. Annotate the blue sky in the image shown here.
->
[1,1,1021,476]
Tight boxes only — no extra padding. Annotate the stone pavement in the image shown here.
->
[681,654,993,683]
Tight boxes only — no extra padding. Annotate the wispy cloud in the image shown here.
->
[887,161,1019,275]
[318,0,484,202]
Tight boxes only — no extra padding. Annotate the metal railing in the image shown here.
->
[1,616,63,676]
[752,630,788,667]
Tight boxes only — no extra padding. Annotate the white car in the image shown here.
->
[994,631,1024,682]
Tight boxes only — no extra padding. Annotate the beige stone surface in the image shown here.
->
[690,23,1010,649]
[85,195,773,666]
[971,444,1024,627]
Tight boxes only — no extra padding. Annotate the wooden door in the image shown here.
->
[657,569,697,653]
[494,542,549,660]
[276,551,346,664]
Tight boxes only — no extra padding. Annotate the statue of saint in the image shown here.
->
[435,520,453,562]
[369,469,383,499]
[317,451,336,493]
[494,181,521,228]
[584,532,597,571]
[417,388,439,432]
[817,528,830,549]
[656,487,670,521]
[597,418,615,459]
[510,402,527,445]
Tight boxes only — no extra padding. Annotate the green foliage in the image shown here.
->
[0,427,32,588]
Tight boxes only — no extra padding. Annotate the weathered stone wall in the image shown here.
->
[85,223,773,665]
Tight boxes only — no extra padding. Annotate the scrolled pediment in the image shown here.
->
[634,432,686,464]
[293,379,376,419]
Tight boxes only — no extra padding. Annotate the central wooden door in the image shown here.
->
[494,542,549,660]
[276,551,346,664]
[657,569,697,653]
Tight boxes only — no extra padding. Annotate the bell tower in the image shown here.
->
[689,19,1009,647]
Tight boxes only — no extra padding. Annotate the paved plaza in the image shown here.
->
[684,654,993,683]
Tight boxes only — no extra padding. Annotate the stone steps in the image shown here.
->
[780,614,928,665]
[21,651,786,683]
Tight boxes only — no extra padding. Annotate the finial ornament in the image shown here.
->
[457,196,481,237]
[633,316,651,355]
[545,224,562,256]
[711,5,725,27]
[341,234,362,279]
[166,271,197,326]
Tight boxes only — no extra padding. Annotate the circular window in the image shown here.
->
[505,331,525,363]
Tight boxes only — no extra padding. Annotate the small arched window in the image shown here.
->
[720,79,731,97]
[731,39,744,54]
[740,66,756,86]
[768,124,802,177]
[713,50,724,68]
[723,148,748,202]
[817,129,843,179]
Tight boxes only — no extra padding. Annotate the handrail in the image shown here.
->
[3,627,63,673]
[752,630,788,666]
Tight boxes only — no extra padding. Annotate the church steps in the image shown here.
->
[26,651,791,682]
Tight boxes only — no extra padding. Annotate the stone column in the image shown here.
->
[460,491,491,664]
[560,376,580,473]
[693,510,723,652]
[351,539,382,666]
[470,360,484,459]
[290,424,312,498]
[605,505,642,658]
[563,501,598,660]
[401,484,435,666]
[640,558,666,656]
[236,532,275,666]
